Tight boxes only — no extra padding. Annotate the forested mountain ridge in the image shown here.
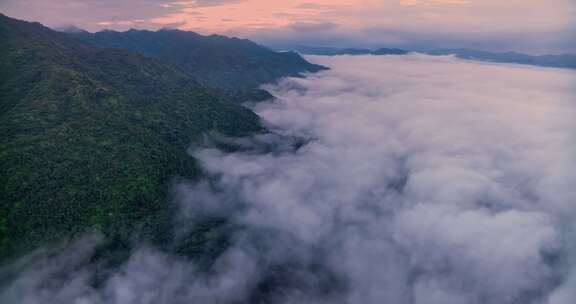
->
[67,29,327,90]
[292,45,409,56]
[0,14,272,262]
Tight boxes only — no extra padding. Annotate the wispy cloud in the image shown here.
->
[289,21,339,32]
[400,0,468,6]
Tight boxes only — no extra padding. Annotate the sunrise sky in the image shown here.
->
[1,0,575,53]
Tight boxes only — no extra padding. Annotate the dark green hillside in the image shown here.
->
[0,14,263,261]
[68,29,327,90]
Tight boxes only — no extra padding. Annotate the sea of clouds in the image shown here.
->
[2,54,575,304]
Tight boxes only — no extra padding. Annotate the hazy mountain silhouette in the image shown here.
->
[292,45,576,69]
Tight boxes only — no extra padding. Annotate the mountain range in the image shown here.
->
[292,45,409,56]
[0,14,323,262]
[67,29,326,91]
[291,45,576,70]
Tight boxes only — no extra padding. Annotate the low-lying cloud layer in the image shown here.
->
[195,55,576,303]
[2,55,575,303]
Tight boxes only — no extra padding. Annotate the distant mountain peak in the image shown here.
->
[53,24,88,33]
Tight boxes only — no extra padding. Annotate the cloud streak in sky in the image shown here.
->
[2,55,575,303]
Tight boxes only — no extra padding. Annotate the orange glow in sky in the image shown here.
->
[93,0,575,34]
[149,0,357,33]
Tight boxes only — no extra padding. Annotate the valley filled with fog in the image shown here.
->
[3,54,576,304]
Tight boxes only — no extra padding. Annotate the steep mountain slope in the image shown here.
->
[68,29,326,90]
[0,14,264,261]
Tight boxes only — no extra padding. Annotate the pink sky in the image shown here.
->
[1,0,575,53]
[1,0,573,33]
[103,0,574,35]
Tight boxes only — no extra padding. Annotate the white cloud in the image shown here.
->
[2,55,575,303]
[194,55,576,303]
